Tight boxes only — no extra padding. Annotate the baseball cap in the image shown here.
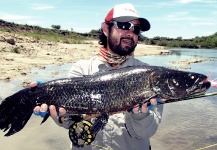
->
[105,3,150,31]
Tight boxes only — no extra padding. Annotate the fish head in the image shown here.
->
[149,68,211,99]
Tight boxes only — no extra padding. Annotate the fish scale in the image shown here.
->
[0,65,211,137]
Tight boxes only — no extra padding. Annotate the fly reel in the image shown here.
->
[69,120,96,147]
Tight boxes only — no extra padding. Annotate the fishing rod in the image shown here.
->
[159,91,217,105]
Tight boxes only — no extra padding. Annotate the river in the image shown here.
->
[0,48,217,150]
[139,48,217,150]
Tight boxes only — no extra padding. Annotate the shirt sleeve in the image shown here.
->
[67,60,88,77]
[125,105,163,139]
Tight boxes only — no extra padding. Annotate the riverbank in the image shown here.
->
[1,32,216,84]
[0,32,170,82]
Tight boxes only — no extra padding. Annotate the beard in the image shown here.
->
[108,31,137,56]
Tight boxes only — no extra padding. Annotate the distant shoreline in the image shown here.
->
[1,31,216,84]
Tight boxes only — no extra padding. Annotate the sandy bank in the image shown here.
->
[0,32,170,82]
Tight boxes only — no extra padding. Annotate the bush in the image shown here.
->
[51,25,61,30]
[11,47,20,53]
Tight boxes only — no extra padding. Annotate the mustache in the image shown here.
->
[120,37,135,45]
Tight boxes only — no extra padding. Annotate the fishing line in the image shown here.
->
[195,143,217,150]
[159,91,217,105]
[91,143,113,150]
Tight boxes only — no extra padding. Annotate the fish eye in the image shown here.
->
[189,74,195,80]
[172,79,179,86]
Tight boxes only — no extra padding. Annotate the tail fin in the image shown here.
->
[0,88,35,136]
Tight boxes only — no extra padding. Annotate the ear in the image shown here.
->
[101,22,109,37]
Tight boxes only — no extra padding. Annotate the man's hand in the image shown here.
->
[30,81,67,122]
[132,98,166,113]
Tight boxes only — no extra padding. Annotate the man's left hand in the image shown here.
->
[132,98,166,113]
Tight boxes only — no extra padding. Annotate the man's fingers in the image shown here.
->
[40,104,48,112]
[141,103,148,112]
[33,104,48,117]
[29,81,44,88]
[58,108,67,123]
[59,107,66,115]
[36,105,67,122]
[150,98,157,105]
[38,104,48,117]
[159,98,167,102]
[132,98,167,113]
[49,105,58,119]
[29,81,38,87]
[132,103,148,113]
[33,106,40,112]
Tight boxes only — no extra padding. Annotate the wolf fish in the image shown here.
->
[0,65,211,137]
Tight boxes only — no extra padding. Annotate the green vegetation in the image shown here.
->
[0,19,97,44]
[11,47,20,53]
[141,32,217,49]
[51,25,61,30]
[0,19,216,49]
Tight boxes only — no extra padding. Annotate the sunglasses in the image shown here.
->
[110,21,141,35]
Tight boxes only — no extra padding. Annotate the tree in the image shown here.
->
[88,29,98,35]
[138,34,148,41]
[176,36,182,41]
[51,25,61,30]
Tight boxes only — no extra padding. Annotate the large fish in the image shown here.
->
[0,66,211,137]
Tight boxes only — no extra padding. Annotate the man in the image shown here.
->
[33,3,164,150]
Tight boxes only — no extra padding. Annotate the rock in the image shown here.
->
[21,72,27,76]
[39,66,46,70]
[6,38,16,45]
[0,36,6,42]
[21,81,29,88]
[52,70,59,75]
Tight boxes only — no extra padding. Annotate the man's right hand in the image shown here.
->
[30,81,67,123]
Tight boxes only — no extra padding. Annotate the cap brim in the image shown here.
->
[138,18,150,31]
[113,17,150,31]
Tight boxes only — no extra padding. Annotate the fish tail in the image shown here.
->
[0,88,35,136]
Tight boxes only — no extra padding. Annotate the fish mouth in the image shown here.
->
[185,77,211,96]
[168,76,211,99]
[149,68,211,100]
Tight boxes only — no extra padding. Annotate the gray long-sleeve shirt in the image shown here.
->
[65,56,163,150]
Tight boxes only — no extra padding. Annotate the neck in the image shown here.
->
[98,47,133,68]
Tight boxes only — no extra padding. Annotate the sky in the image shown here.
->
[0,0,216,39]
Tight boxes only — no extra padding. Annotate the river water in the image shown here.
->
[0,48,217,150]
[139,48,217,150]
